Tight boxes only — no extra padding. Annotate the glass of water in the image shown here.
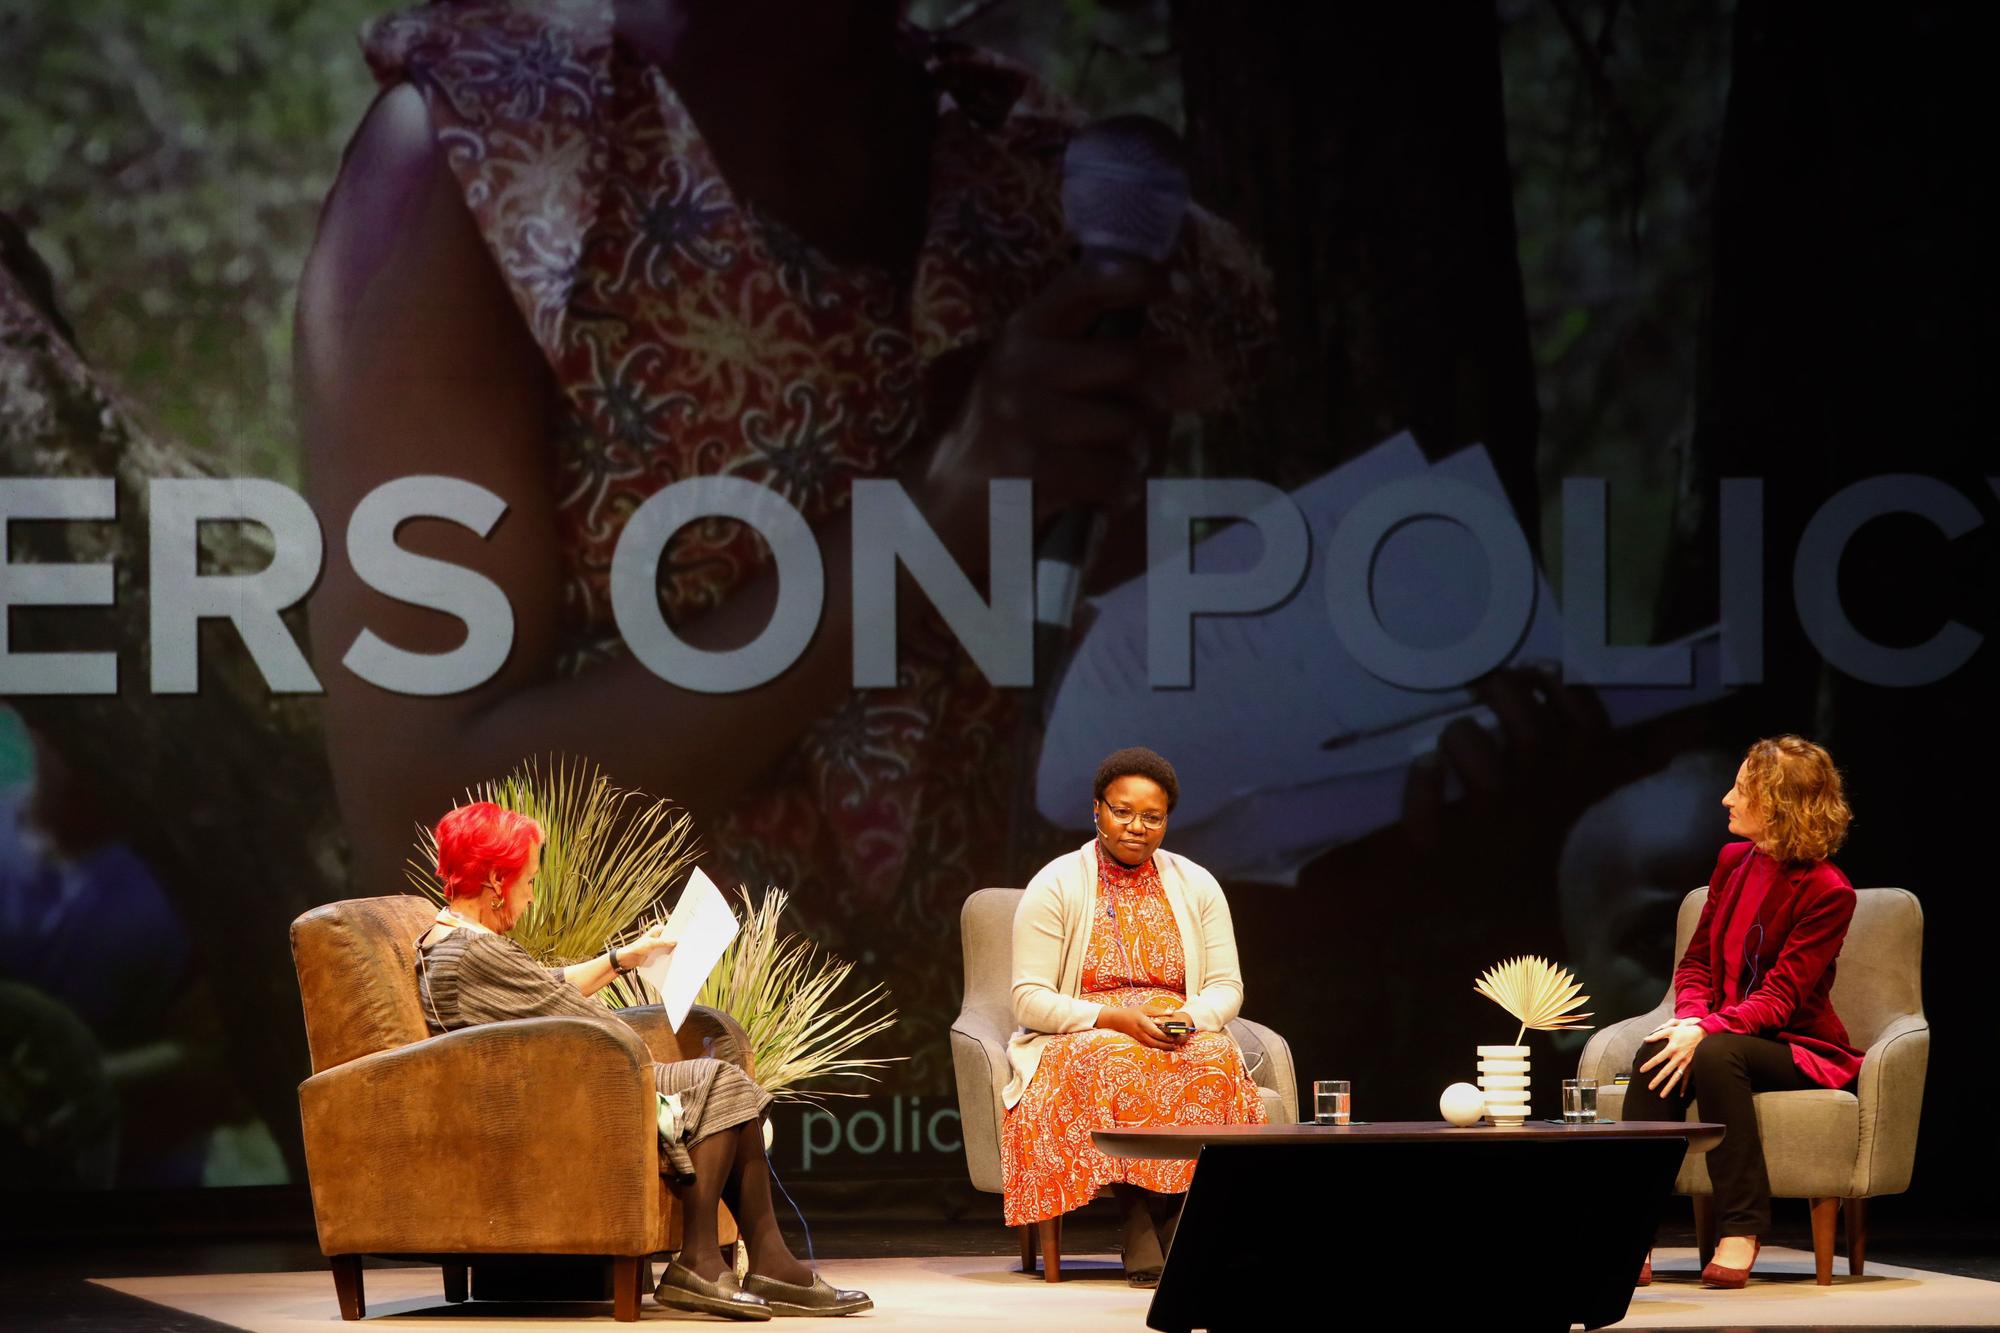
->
[1562,1077,1598,1123]
[1313,1079,1351,1126]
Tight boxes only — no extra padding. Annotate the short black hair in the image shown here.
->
[1093,747,1180,811]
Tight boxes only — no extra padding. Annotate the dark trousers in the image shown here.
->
[1621,1032,1815,1235]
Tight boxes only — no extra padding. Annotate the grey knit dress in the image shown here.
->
[416,929,770,1177]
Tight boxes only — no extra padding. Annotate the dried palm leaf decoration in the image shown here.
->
[1474,955,1595,1046]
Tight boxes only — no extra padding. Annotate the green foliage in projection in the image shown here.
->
[0,0,1170,488]
[1499,0,1734,641]
[909,0,1180,126]
[0,0,384,483]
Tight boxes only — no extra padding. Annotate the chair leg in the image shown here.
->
[330,1255,364,1321]
[613,1256,642,1322]
[1692,1194,1716,1270]
[1809,1197,1838,1286]
[1019,1224,1037,1274]
[442,1262,468,1303]
[1038,1214,1063,1283]
[1845,1197,1867,1276]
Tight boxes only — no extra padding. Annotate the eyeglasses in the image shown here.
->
[1100,804,1166,831]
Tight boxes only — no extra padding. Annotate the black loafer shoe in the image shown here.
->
[655,1260,773,1321]
[740,1272,874,1316]
[1126,1267,1162,1289]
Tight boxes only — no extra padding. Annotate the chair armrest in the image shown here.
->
[1229,1017,1297,1124]
[1578,1002,1672,1086]
[949,1007,1013,1194]
[1850,1012,1929,1197]
[299,1016,659,1257]
[617,1003,755,1077]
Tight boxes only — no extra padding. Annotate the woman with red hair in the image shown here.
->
[417,801,870,1320]
[1622,736,1860,1290]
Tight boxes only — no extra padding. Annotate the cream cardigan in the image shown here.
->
[1003,839,1246,1109]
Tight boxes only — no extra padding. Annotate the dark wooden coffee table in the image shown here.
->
[1097,1118,1724,1156]
[1095,1119,1723,1333]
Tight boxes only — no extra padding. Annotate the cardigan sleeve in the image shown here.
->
[1175,858,1245,1033]
[1010,865,1104,1036]
[1698,870,1855,1037]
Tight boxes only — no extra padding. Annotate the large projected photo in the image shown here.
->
[0,1,1987,1214]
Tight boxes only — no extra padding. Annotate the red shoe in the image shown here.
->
[1636,1254,1652,1287]
[1700,1238,1761,1289]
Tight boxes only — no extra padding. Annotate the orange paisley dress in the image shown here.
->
[1000,845,1266,1226]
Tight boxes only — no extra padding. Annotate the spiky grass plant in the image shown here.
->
[405,755,698,968]
[1474,955,1595,1046]
[409,756,899,1101]
[604,886,902,1103]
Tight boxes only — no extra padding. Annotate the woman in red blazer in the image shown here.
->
[1623,735,1859,1290]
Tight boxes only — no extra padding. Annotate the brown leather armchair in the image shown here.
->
[290,895,747,1321]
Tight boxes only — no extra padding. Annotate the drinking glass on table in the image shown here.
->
[1562,1077,1598,1123]
[1313,1079,1351,1126]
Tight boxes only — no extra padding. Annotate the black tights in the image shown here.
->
[1621,1032,1815,1235]
[668,1117,813,1286]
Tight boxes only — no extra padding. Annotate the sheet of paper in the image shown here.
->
[1036,435,1568,828]
[635,867,740,1032]
[1034,433,1438,830]
[1033,434,1729,881]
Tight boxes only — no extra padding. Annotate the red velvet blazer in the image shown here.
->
[1671,841,1863,1089]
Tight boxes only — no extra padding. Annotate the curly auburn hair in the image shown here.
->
[1093,746,1180,811]
[1741,735,1851,865]
[435,801,544,900]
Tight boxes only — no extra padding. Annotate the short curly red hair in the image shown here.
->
[435,801,544,901]
[1741,735,1852,865]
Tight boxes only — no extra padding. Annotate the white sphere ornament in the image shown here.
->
[1439,1082,1485,1127]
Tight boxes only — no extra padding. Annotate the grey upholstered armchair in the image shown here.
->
[1578,886,1928,1285]
[949,886,1298,1282]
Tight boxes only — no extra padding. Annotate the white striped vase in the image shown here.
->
[1476,1044,1531,1126]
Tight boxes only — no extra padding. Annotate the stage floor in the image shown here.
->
[63,1246,2000,1331]
[8,1215,1998,1332]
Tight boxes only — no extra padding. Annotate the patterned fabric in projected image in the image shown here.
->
[362,2,1269,1087]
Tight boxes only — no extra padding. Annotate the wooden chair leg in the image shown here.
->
[330,1255,364,1321]
[442,1262,468,1304]
[1038,1214,1063,1283]
[1692,1194,1716,1270]
[1019,1224,1037,1274]
[1809,1197,1838,1286]
[1845,1197,1867,1275]
[613,1256,642,1322]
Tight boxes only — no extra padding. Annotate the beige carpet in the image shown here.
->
[93,1247,2000,1330]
